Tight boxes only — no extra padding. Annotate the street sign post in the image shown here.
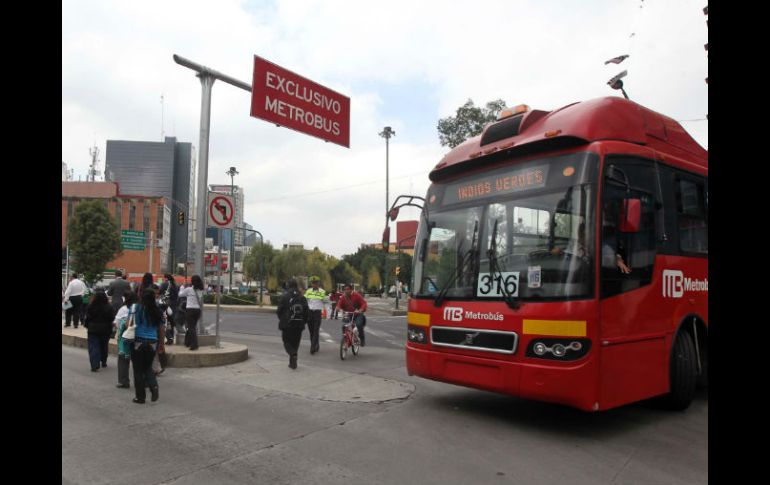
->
[207,193,235,230]
[250,55,351,148]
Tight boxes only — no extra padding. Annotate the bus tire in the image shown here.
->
[662,332,697,411]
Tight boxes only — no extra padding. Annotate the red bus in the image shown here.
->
[388,97,707,411]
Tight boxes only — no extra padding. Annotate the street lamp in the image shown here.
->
[225,166,239,293]
[379,126,395,296]
[238,226,264,307]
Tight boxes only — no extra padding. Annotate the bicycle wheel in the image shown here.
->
[351,334,360,355]
[339,336,348,360]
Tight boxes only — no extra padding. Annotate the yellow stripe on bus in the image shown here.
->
[523,320,586,337]
[407,312,431,327]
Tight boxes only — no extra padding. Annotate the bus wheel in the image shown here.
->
[663,332,697,411]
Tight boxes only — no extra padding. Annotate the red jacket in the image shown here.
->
[335,291,367,313]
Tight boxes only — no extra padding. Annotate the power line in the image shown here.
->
[253,170,430,203]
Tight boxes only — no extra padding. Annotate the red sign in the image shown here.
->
[250,55,350,148]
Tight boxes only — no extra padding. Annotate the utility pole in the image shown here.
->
[226,166,239,293]
[379,126,395,299]
[173,54,252,277]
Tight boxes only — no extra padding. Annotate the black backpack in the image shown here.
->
[288,294,308,324]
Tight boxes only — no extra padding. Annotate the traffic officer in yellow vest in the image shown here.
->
[304,276,328,354]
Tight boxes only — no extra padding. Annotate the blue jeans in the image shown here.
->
[87,334,109,370]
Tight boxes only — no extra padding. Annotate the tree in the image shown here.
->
[437,99,507,148]
[367,267,381,292]
[243,241,276,284]
[68,200,122,284]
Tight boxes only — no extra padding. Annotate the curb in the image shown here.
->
[61,328,248,368]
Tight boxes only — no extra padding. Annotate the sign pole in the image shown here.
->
[149,230,154,273]
[215,228,222,348]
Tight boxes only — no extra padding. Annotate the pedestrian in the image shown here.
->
[63,273,87,328]
[83,289,115,372]
[127,288,163,403]
[106,270,131,316]
[304,276,327,354]
[114,290,139,389]
[329,287,340,319]
[277,279,309,369]
[159,273,179,345]
[138,272,154,296]
[179,275,204,351]
[151,284,168,374]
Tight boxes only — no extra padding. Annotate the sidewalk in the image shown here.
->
[61,324,248,368]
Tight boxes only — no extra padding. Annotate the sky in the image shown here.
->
[62,0,708,259]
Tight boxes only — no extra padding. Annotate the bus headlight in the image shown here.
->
[526,338,591,361]
[408,325,427,344]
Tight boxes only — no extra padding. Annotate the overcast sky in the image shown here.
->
[62,0,708,259]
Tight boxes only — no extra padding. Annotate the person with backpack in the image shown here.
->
[83,289,115,372]
[277,279,309,369]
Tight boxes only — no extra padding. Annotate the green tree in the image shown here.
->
[243,241,276,284]
[367,267,381,292]
[272,248,307,282]
[68,200,122,284]
[437,99,507,148]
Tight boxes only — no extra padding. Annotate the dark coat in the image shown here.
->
[84,303,115,337]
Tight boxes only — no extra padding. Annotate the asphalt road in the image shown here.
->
[63,311,708,485]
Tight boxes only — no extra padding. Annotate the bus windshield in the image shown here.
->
[413,153,598,301]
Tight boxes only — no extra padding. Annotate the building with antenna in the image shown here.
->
[105,136,194,273]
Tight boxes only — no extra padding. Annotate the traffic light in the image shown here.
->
[177,211,185,225]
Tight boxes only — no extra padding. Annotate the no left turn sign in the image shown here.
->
[207,194,235,229]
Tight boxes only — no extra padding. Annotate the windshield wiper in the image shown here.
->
[488,219,521,310]
[434,221,478,307]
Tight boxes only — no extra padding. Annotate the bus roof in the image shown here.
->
[430,96,707,182]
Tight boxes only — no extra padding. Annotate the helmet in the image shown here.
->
[309,276,321,283]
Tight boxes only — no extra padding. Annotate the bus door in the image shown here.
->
[598,154,670,408]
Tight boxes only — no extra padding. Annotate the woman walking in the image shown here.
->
[138,272,154,296]
[114,291,138,388]
[127,288,163,403]
[178,275,204,351]
[83,290,115,372]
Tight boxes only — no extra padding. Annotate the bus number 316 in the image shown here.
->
[477,272,519,298]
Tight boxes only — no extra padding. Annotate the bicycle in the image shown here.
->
[339,311,361,360]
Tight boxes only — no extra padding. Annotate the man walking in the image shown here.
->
[107,270,131,315]
[63,273,87,328]
[304,276,327,354]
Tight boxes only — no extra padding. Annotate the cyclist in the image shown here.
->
[304,276,327,354]
[335,284,368,346]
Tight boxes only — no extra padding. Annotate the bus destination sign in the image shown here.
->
[443,165,549,205]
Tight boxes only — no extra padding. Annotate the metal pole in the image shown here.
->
[194,75,215,277]
[149,230,154,273]
[226,167,238,294]
[216,228,222,348]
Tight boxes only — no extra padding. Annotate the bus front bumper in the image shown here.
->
[406,345,599,412]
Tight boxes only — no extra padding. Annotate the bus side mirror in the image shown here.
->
[389,207,400,221]
[620,199,641,233]
[382,227,391,251]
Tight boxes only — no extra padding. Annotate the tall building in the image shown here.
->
[105,137,194,273]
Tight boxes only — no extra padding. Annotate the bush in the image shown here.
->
[202,294,258,305]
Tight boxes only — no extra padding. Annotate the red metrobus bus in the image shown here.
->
[389,97,707,411]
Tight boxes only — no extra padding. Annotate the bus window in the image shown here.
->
[601,158,658,298]
[676,178,708,255]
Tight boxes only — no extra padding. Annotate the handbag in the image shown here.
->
[62,300,73,311]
